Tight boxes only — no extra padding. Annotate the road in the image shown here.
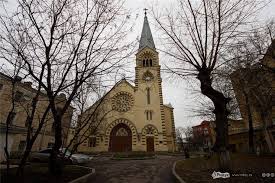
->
[86,155,183,183]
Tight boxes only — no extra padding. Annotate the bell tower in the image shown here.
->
[134,11,168,151]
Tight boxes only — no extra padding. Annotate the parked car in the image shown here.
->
[60,148,93,164]
[30,148,93,164]
[30,148,72,164]
[71,153,93,164]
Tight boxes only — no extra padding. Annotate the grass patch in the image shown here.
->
[175,153,275,183]
[0,163,91,183]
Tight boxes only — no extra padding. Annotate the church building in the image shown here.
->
[76,13,176,152]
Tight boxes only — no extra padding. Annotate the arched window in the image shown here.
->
[143,60,145,67]
[145,110,153,120]
[150,59,152,66]
[146,88,150,104]
[146,59,149,67]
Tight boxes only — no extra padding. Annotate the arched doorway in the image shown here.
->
[109,123,132,152]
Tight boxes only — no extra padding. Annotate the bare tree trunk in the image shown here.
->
[16,143,32,175]
[4,111,13,178]
[49,115,63,175]
[244,93,255,153]
[198,68,231,171]
[260,112,275,153]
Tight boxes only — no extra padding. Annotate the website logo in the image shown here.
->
[212,171,230,179]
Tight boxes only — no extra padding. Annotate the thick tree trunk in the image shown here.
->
[197,68,231,171]
[16,144,32,176]
[49,116,63,175]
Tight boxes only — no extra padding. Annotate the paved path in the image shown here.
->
[86,155,184,183]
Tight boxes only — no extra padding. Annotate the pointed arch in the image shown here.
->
[142,124,158,136]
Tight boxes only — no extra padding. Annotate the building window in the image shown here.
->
[18,140,26,152]
[149,111,152,120]
[14,91,23,102]
[149,59,152,66]
[48,143,54,148]
[9,112,16,125]
[146,111,153,120]
[0,83,3,90]
[146,88,150,104]
[89,137,96,147]
[143,60,145,67]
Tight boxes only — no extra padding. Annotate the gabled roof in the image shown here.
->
[82,78,134,114]
[139,14,155,51]
[164,103,174,109]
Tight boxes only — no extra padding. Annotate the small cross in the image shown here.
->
[144,8,148,16]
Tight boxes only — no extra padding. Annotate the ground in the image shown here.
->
[86,155,183,183]
[175,153,275,183]
[0,164,91,183]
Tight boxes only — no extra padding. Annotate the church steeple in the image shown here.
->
[139,10,155,51]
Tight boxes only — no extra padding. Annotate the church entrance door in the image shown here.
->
[109,123,132,152]
[146,137,154,152]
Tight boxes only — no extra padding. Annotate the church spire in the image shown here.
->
[139,9,155,50]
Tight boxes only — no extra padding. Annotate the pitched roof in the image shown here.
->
[139,14,155,51]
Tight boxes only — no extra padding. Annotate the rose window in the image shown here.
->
[142,71,154,81]
[112,92,134,112]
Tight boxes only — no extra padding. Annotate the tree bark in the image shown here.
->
[197,68,231,171]
[49,115,63,175]
[244,93,255,153]
[16,143,32,176]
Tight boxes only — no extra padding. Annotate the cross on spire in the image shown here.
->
[144,8,148,16]
[139,8,155,50]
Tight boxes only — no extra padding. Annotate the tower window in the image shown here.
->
[146,59,149,67]
[143,60,145,67]
[9,112,16,125]
[146,88,150,104]
[149,111,152,120]
[146,111,153,120]
[150,59,152,66]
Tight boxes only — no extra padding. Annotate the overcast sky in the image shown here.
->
[123,0,275,128]
[2,0,275,128]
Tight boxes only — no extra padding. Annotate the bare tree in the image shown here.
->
[153,0,268,170]
[64,80,114,156]
[1,0,135,175]
[227,21,275,153]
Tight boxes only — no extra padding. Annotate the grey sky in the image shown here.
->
[2,0,275,128]
[124,0,275,128]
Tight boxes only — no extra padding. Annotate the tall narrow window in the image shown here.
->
[150,59,152,66]
[89,137,96,147]
[149,111,152,120]
[143,60,145,67]
[146,111,149,120]
[9,112,16,125]
[14,91,23,102]
[146,59,149,67]
[146,88,150,104]
[18,141,26,152]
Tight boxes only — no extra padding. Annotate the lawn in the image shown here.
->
[0,163,91,183]
[175,153,275,183]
